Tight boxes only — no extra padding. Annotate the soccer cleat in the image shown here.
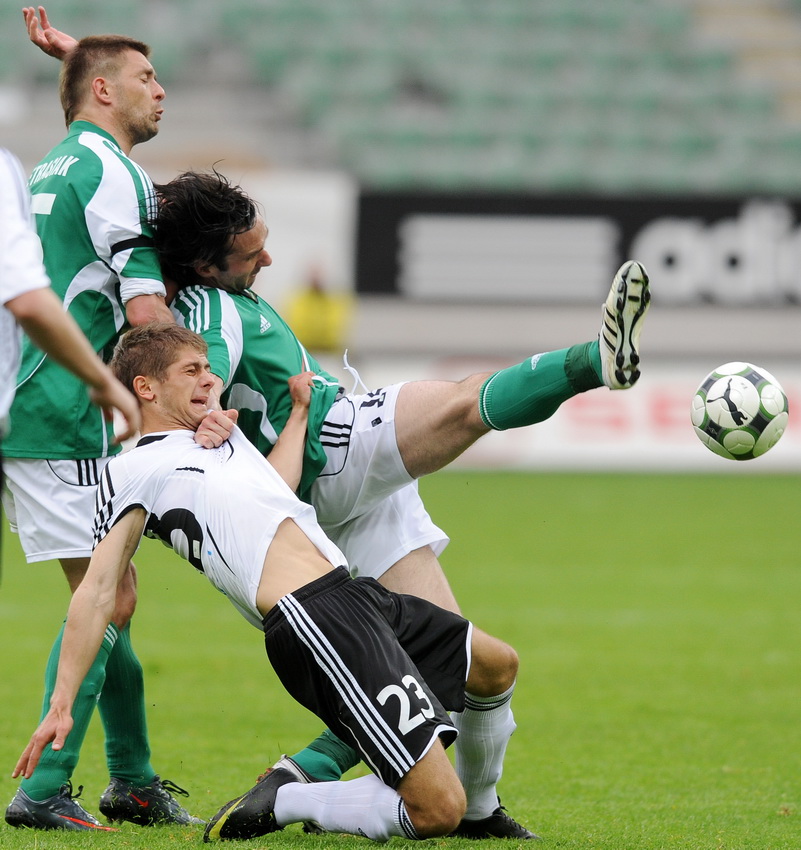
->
[599,260,651,390]
[5,783,117,832]
[451,800,539,840]
[258,755,324,835]
[98,775,204,826]
[203,766,297,842]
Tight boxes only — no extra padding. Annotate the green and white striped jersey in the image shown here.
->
[171,285,341,502]
[4,122,165,459]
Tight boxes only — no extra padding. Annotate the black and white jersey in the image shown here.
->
[93,427,346,627]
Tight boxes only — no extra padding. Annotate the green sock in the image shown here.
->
[479,341,603,431]
[289,729,359,781]
[97,622,155,785]
[20,622,117,801]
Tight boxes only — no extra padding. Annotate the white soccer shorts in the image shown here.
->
[2,456,110,562]
[311,382,448,580]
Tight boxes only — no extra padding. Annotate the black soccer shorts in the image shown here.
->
[262,566,470,788]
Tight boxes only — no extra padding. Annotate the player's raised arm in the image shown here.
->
[22,6,78,59]
[13,509,146,779]
[265,371,315,490]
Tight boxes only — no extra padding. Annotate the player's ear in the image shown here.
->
[194,261,216,280]
[90,74,113,106]
[132,375,155,401]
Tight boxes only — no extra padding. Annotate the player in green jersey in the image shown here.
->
[0,145,141,556]
[159,170,650,839]
[3,19,208,832]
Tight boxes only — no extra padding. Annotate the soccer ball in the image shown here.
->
[691,362,789,461]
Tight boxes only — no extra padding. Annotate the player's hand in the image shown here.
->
[288,371,315,410]
[23,6,78,59]
[13,709,74,779]
[195,408,239,449]
[89,373,142,445]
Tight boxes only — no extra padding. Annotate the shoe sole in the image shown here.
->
[204,794,249,841]
[6,811,117,831]
[603,261,650,388]
[203,792,280,842]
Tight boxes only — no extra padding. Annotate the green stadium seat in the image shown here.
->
[2,0,798,193]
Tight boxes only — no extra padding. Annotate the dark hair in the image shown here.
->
[111,322,207,393]
[60,34,151,126]
[152,170,259,288]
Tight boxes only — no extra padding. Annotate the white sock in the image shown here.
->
[274,774,419,841]
[452,683,517,819]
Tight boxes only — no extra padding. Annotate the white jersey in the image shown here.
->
[93,427,347,628]
[0,149,50,432]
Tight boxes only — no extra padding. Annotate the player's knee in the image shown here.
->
[485,640,518,694]
[112,596,136,628]
[406,780,466,837]
[467,631,519,696]
[456,373,494,429]
[497,639,519,685]
[435,373,493,435]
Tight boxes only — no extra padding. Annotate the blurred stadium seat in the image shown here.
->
[3,0,801,193]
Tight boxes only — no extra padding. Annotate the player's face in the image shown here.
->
[210,218,272,294]
[154,347,216,430]
[112,49,165,146]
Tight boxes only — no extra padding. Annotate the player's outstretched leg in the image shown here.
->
[599,260,650,389]
[397,260,651,475]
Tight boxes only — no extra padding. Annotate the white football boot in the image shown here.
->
[599,260,650,389]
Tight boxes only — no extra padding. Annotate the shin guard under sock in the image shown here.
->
[452,684,517,819]
[97,622,154,784]
[479,342,603,431]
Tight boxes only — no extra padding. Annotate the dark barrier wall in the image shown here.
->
[356,192,801,305]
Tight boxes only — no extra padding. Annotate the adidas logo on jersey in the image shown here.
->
[260,315,271,334]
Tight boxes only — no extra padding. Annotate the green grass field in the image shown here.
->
[1,471,800,849]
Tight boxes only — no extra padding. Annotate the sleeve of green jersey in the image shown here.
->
[171,287,234,387]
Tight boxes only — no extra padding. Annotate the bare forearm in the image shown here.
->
[13,581,115,779]
[265,372,315,490]
[52,512,145,709]
[54,586,115,707]
[267,406,308,490]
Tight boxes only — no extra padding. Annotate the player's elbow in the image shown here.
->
[7,287,62,324]
[125,293,174,326]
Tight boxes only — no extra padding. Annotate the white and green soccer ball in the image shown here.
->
[691,362,789,461]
